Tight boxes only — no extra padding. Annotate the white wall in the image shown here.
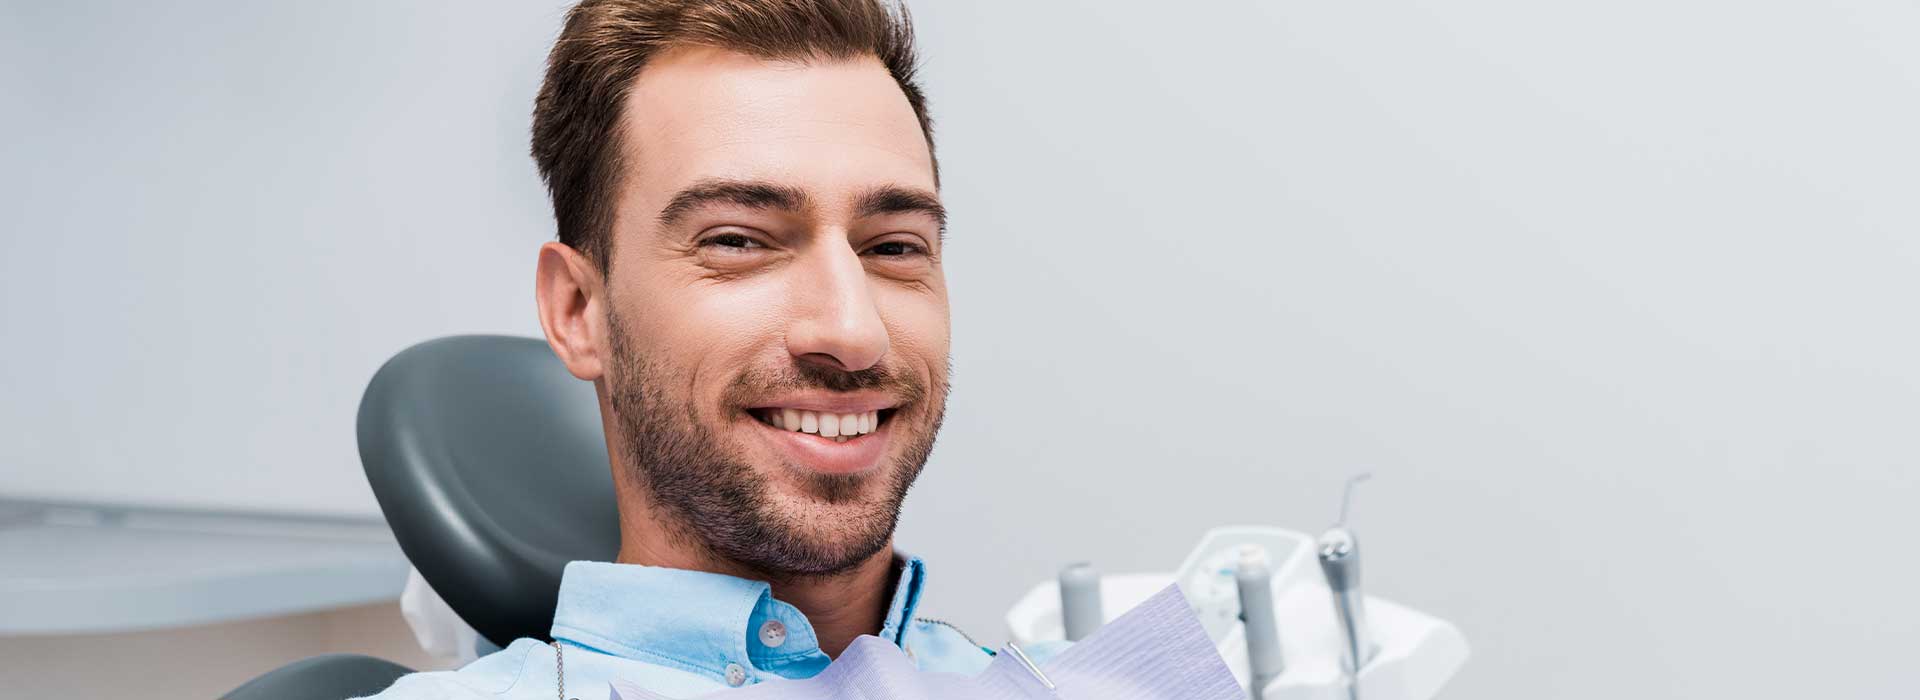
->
[0,0,562,514]
[3,1,1916,698]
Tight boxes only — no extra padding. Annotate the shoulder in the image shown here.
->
[351,638,548,699]
[899,618,1074,674]
[1018,639,1074,666]
[901,618,992,674]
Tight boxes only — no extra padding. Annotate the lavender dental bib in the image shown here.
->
[611,586,1241,700]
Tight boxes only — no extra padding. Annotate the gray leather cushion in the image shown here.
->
[222,653,412,700]
[357,335,619,646]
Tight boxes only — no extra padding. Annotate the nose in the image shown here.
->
[784,239,890,372]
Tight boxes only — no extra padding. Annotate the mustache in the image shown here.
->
[723,360,928,406]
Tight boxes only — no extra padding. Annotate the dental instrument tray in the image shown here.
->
[1004,526,1469,700]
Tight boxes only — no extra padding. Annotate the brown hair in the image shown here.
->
[530,0,935,270]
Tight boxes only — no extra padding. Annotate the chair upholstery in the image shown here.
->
[356,334,620,647]
[220,653,412,700]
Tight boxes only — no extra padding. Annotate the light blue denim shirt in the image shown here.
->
[358,554,1025,699]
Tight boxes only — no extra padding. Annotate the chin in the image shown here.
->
[740,491,902,576]
[768,464,895,509]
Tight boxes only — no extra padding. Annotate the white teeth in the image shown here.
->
[766,408,884,438]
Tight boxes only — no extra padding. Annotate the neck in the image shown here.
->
[615,516,899,659]
[767,552,899,658]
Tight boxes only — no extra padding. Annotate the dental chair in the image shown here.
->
[222,335,620,699]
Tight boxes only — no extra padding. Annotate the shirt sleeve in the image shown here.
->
[349,638,543,699]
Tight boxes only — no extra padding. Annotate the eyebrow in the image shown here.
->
[853,185,948,234]
[656,179,811,229]
[655,178,948,236]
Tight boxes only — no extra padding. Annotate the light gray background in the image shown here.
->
[3,1,1916,698]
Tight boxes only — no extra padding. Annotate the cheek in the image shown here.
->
[621,273,787,401]
[876,286,951,372]
[670,289,784,355]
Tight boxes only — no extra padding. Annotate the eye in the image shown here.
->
[700,232,766,251]
[864,239,927,257]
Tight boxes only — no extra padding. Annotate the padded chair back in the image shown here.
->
[357,335,619,646]
[221,654,412,700]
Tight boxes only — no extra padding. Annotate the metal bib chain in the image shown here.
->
[551,640,576,700]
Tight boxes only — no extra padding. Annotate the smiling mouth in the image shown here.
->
[750,407,898,443]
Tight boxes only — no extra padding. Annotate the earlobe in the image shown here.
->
[534,242,607,381]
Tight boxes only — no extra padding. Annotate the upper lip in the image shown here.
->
[745,390,902,414]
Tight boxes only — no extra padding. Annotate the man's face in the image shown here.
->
[600,47,948,577]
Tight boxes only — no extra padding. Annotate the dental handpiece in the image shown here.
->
[1235,547,1284,700]
[1318,528,1372,674]
[1318,474,1375,699]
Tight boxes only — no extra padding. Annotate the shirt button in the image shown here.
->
[903,644,917,663]
[725,663,747,687]
[758,620,788,648]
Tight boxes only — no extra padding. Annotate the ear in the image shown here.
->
[534,241,608,381]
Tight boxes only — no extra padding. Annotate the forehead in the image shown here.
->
[617,46,936,208]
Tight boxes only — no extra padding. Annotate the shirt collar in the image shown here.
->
[549,553,927,682]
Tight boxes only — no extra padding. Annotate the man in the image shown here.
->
[363,1,1043,697]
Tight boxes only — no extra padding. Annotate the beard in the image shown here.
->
[604,310,945,579]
